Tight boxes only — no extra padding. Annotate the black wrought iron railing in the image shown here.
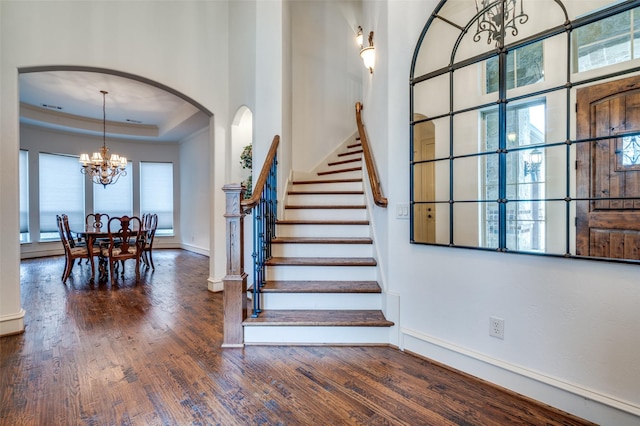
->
[245,151,278,317]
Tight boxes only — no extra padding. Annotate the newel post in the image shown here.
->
[221,183,247,348]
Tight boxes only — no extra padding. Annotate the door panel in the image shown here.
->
[576,76,640,260]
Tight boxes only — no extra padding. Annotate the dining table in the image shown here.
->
[75,224,144,281]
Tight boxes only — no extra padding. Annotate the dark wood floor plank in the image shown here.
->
[0,250,596,426]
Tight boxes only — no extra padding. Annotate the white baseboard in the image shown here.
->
[401,328,640,426]
[208,277,223,292]
[179,243,209,256]
[0,309,26,336]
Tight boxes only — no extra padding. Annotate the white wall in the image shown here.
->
[365,0,640,424]
[290,0,363,174]
[1,0,229,332]
[180,127,211,256]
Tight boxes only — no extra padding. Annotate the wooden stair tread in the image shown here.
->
[317,166,361,176]
[285,204,366,209]
[348,141,362,148]
[287,190,364,195]
[272,237,372,244]
[266,257,377,266]
[338,149,363,157]
[276,219,370,225]
[292,178,362,185]
[243,309,394,327]
[253,280,381,293]
[328,158,362,166]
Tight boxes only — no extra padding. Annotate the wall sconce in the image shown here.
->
[360,30,375,74]
[524,148,543,179]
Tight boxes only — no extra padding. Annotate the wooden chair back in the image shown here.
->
[105,216,144,261]
[86,213,110,230]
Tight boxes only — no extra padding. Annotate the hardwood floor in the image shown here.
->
[1,250,595,425]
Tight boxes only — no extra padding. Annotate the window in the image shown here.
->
[140,162,174,236]
[574,7,640,72]
[19,150,29,243]
[93,164,133,218]
[39,153,85,240]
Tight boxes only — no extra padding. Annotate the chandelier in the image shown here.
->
[474,0,529,46]
[79,90,128,187]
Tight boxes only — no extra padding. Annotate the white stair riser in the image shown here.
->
[244,325,390,345]
[272,243,373,257]
[292,181,363,192]
[287,193,365,205]
[276,224,370,238]
[260,293,381,310]
[266,265,377,281]
[284,208,367,221]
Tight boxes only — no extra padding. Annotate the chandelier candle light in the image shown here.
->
[79,90,128,187]
[474,0,528,46]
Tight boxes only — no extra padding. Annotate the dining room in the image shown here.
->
[18,71,213,281]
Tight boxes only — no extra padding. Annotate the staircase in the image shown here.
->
[243,140,394,345]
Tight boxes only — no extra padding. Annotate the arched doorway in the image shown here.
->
[230,106,253,187]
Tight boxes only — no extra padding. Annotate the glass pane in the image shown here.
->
[515,41,544,88]
[480,201,500,249]
[505,200,546,252]
[620,135,640,166]
[453,110,484,157]
[453,156,483,201]
[453,59,497,110]
[413,202,449,245]
[414,159,450,203]
[545,90,567,145]
[482,153,500,202]
[574,9,633,72]
[412,120,435,162]
[39,153,85,240]
[534,34,568,90]
[454,202,498,249]
[505,101,546,150]
[506,145,567,200]
[413,73,450,119]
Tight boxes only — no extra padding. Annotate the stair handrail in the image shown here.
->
[355,102,388,207]
[241,135,280,211]
[222,135,279,347]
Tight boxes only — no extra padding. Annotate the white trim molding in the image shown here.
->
[0,308,26,336]
[401,327,640,426]
[208,277,223,293]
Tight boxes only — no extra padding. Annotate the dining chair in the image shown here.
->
[62,214,89,265]
[100,215,145,285]
[57,214,100,283]
[141,213,158,270]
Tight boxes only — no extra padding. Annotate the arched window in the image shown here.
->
[410,0,640,263]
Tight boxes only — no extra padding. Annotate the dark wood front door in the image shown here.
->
[576,75,640,260]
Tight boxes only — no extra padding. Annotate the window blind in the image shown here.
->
[140,162,174,234]
[19,150,29,236]
[39,153,85,238]
[93,164,133,219]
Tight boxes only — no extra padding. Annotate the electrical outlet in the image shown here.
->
[489,316,504,339]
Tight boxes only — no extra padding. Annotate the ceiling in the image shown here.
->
[19,70,210,143]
